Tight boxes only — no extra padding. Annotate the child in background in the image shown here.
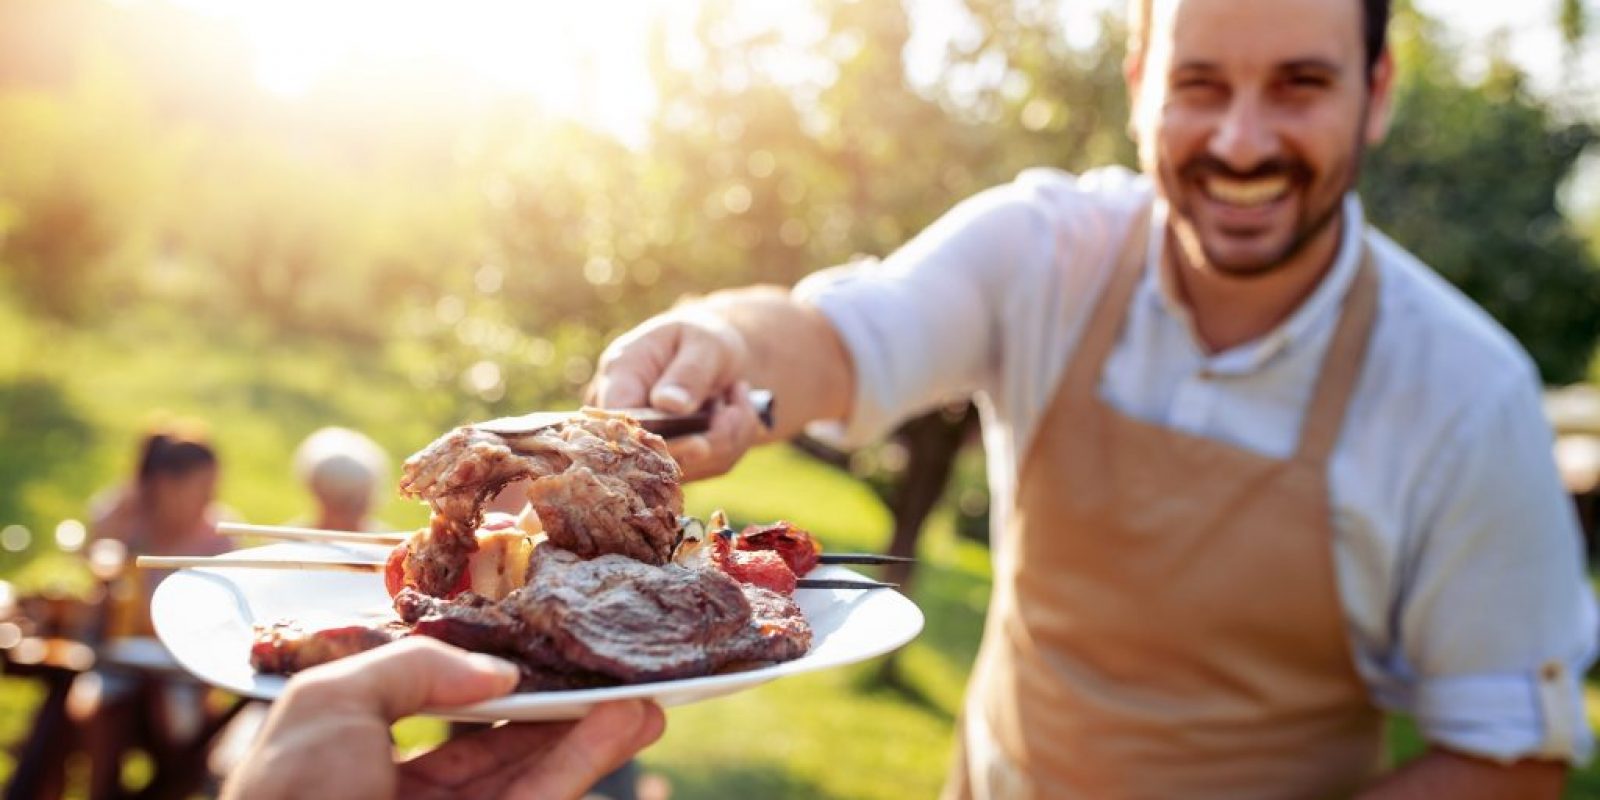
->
[291,426,392,532]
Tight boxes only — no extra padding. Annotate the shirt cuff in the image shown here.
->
[792,264,900,447]
[1410,659,1594,765]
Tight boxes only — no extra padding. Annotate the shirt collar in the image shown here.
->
[1140,192,1367,375]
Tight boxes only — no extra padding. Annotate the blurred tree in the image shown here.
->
[1363,6,1600,383]
[1560,0,1587,58]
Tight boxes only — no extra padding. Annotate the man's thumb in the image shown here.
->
[295,638,520,722]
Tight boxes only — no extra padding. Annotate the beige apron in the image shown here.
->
[947,207,1384,799]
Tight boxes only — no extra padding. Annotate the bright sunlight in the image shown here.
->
[164,0,828,143]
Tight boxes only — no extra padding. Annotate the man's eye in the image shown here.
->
[1285,75,1331,89]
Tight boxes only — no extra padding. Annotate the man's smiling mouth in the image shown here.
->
[1202,174,1291,207]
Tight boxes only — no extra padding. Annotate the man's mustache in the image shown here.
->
[1177,156,1311,184]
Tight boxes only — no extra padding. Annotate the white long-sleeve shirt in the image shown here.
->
[795,166,1598,764]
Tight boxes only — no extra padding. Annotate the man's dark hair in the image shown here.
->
[1129,0,1392,75]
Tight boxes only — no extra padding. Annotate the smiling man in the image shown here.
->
[588,0,1597,796]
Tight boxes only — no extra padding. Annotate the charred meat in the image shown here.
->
[397,410,683,595]
[249,620,408,673]
[396,544,810,684]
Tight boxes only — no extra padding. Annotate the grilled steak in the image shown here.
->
[390,544,811,684]
[397,410,684,595]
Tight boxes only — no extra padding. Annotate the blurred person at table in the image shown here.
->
[290,426,393,533]
[88,420,230,636]
[79,421,233,799]
[586,0,1595,796]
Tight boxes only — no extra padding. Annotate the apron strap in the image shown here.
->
[1059,203,1153,397]
[1294,242,1379,464]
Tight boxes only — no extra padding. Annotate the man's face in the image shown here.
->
[1129,0,1392,276]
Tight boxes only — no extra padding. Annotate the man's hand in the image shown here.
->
[589,287,857,481]
[590,311,765,479]
[224,638,665,800]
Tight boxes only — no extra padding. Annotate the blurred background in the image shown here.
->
[1,0,1598,797]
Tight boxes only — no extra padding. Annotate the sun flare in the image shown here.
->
[168,0,721,140]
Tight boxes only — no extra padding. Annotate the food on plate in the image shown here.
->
[391,544,809,689]
[249,621,409,674]
[396,408,684,596]
[251,410,816,690]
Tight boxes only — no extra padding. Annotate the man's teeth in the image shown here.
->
[1204,175,1290,207]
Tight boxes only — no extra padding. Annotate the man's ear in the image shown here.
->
[1124,49,1145,140]
[1364,48,1396,145]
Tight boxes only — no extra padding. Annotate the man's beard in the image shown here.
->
[1164,139,1364,278]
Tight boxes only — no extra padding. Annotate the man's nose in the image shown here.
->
[1208,95,1279,172]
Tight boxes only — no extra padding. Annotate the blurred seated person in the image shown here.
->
[291,426,392,532]
[89,420,230,636]
[80,421,234,799]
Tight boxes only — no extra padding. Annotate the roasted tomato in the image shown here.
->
[737,521,821,576]
[710,529,798,595]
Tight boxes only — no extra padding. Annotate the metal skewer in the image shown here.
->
[816,552,915,566]
[217,522,408,546]
[136,556,386,573]
[134,555,896,591]
[221,522,915,567]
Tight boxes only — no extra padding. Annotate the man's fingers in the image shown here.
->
[666,435,712,469]
[591,370,653,410]
[671,382,761,480]
[650,322,744,414]
[592,322,680,409]
[288,638,520,724]
[494,700,666,800]
[400,720,576,791]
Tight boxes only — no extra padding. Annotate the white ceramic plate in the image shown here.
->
[150,542,924,721]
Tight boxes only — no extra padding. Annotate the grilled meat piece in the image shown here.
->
[397,410,684,595]
[737,584,811,655]
[518,414,683,565]
[527,468,678,566]
[395,544,811,684]
[250,620,408,674]
[394,590,523,656]
[511,546,753,681]
[393,589,620,691]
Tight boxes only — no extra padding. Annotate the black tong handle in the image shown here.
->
[637,389,774,439]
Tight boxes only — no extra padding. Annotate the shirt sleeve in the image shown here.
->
[1394,369,1598,764]
[792,180,1059,445]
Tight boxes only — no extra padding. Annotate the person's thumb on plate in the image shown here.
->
[294,638,520,722]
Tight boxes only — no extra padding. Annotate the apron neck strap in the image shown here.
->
[1061,204,1153,395]
[1293,244,1379,464]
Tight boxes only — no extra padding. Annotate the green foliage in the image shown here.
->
[1362,9,1600,383]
